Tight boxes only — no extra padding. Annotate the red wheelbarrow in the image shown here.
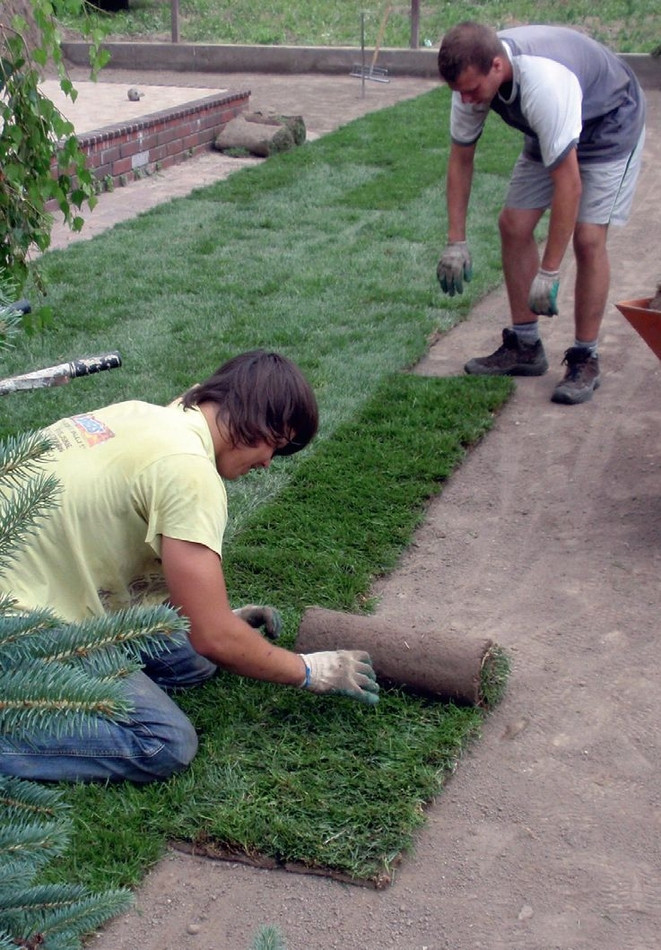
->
[615,298,661,361]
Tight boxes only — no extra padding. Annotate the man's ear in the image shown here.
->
[492,55,509,80]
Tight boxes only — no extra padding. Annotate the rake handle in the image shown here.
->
[370,4,392,69]
[0,352,122,395]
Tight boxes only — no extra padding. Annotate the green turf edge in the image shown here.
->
[223,372,515,611]
[479,645,511,708]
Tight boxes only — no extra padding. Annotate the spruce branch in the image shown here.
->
[0,431,55,489]
[0,609,61,660]
[0,776,63,821]
[0,603,187,670]
[31,603,190,666]
[0,170,140,950]
[0,882,94,915]
[0,469,60,572]
[0,663,135,735]
[0,861,39,900]
[0,820,71,866]
[9,888,132,943]
[0,304,23,353]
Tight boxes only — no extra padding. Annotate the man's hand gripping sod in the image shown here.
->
[437,241,473,296]
[299,651,380,705]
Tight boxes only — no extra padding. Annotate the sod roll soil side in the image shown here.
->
[296,607,499,706]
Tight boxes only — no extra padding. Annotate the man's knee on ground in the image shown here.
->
[0,710,199,784]
[143,714,199,781]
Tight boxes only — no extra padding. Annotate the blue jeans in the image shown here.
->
[0,636,216,783]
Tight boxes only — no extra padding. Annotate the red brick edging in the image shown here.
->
[49,89,249,207]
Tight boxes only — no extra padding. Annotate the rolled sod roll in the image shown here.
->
[296,607,507,707]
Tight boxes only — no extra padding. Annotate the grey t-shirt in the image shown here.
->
[449,26,646,168]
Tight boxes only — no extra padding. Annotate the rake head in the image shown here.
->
[350,64,390,83]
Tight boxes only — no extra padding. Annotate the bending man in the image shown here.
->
[437,21,646,404]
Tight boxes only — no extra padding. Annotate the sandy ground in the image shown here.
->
[39,78,227,131]
[46,67,661,950]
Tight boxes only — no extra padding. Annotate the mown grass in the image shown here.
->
[5,89,521,885]
[64,0,661,53]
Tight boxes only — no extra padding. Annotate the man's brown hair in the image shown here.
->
[182,349,319,456]
[438,21,505,83]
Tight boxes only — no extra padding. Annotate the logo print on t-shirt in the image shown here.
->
[71,413,115,447]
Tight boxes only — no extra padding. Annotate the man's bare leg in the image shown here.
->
[572,221,610,343]
[499,206,546,324]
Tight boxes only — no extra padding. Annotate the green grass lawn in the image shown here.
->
[5,88,521,887]
[62,0,661,53]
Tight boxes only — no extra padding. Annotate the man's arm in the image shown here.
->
[446,141,476,241]
[542,147,582,272]
[161,536,307,685]
[527,147,582,316]
[160,537,379,705]
[437,142,477,296]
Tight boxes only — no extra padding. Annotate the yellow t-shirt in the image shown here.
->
[0,401,227,621]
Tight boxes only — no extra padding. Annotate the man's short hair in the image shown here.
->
[181,349,319,456]
[438,21,505,83]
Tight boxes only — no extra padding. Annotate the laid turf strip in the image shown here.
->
[51,372,513,890]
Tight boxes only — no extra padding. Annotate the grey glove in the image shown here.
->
[299,650,379,705]
[437,241,473,296]
[233,604,283,640]
[528,268,560,316]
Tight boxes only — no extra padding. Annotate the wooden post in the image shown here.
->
[410,0,420,49]
[171,0,180,43]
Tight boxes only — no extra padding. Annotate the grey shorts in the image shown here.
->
[505,127,646,226]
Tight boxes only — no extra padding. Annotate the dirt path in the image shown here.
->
[69,73,661,950]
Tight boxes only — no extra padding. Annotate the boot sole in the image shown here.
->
[465,361,549,377]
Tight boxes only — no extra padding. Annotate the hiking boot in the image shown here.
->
[551,347,601,405]
[464,327,549,377]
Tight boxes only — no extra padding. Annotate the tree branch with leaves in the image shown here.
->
[0,0,109,293]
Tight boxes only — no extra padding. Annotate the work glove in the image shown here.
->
[437,241,473,296]
[233,604,283,640]
[528,268,560,316]
[299,650,380,705]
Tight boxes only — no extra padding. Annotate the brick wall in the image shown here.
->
[50,89,249,202]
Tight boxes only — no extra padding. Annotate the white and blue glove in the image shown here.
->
[299,650,379,705]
